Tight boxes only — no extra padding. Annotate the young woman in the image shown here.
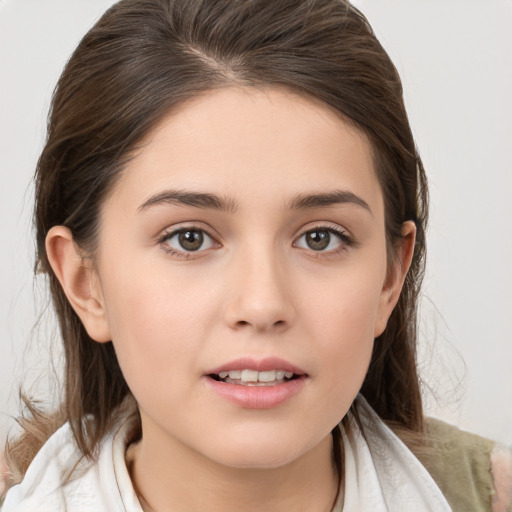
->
[2,0,511,510]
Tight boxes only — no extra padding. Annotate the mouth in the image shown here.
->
[208,369,301,386]
[204,358,307,408]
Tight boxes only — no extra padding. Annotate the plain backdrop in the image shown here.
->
[1,0,511,446]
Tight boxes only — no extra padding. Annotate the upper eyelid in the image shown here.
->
[294,221,350,238]
[159,223,219,241]
[294,227,349,242]
[158,226,219,257]
[293,224,355,252]
[157,221,351,245]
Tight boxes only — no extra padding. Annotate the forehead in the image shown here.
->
[107,86,383,216]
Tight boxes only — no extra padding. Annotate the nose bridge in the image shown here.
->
[224,236,294,332]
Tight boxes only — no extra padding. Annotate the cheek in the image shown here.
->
[98,259,218,394]
[301,266,384,409]
[101,251,216,335]
[304,260,384,344]
[318,293,377,379]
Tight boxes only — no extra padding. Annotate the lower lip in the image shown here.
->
[204,376,307,409]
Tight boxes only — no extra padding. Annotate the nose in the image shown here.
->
[223,245,295,333]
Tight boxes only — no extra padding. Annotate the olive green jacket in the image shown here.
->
[417,418,511,512]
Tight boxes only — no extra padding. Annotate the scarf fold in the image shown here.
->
[333,395,452,511]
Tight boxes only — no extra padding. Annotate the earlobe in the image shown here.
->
[45,226,111,343]
[374,221,416,337]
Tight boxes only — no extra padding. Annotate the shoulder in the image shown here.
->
[1,419,129,512]
[2,422,79,511]
[415,418,512,512]
[490,442,512,512]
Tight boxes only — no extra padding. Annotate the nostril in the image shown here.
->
[233,319,287,329]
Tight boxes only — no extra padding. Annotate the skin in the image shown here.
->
[47,87,415,512]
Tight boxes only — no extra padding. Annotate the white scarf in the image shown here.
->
[3,396,451,511]
[333,396,452,511]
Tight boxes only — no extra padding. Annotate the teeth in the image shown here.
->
[241,369,259,382]
[216,369,296,384]
[258,370,277,382]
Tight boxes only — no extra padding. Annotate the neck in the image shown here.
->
[128,421,339,512]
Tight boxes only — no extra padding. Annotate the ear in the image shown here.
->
[45,226,111,343]
[374,221,416,337]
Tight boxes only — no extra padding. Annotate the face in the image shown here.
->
[91,87,403,469]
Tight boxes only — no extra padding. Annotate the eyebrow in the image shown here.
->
[138,189,239,213]
[288,190,372,214]
[137,188,371,215]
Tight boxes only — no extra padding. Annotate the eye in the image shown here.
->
[294,227,351,252]
[160,228,216,254]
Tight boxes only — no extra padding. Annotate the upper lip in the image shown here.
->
[206,357,307,376]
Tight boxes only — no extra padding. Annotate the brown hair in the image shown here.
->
[5,0,427,483]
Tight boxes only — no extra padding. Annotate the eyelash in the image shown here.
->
[294,225,355,255]
[157,224,355,259]
[157,225,218,259]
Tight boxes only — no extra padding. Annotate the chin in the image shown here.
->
[201,432,311,470]
[214,450,300,470]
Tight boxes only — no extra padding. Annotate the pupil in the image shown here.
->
[179,230,203,251]
[306,230,330,251]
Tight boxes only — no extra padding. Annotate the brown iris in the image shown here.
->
[178,230,204,251]
[305,230,330,251]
